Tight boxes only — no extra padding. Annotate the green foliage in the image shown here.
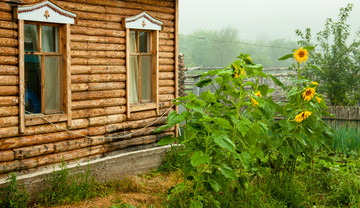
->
[157,50,334,207]
[333,126,360,155]
[0,173,30,208]
[179,27,297,68]
[38,161,95,206]
[296,3,360,105]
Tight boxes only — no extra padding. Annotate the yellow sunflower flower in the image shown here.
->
[302,87,316,101]
[316,96,322,103]
[251,98,259,107]
[294,111,312,123]
[311,82,319,86]
[294,47,309,64]
[255,91,262,97]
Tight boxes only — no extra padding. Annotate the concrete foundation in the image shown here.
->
[0,145,172,200]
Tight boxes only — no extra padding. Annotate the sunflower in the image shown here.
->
[311,82,319,86]
[255,91,262,97]
[302,87,316,101]
[294,47,309,64]
[251,98,259,107]
[294,111,312,123]
[232,64,245,78]
[316,96,322,103]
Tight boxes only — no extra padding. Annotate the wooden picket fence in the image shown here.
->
[324,106,360,129]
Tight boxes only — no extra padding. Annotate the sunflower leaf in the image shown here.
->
[278,53,293,61]
[308,64,324,73]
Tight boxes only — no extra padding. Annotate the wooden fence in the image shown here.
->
[182,69,360,129]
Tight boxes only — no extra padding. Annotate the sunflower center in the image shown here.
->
[305,90,312,96]
[298,51,305,58]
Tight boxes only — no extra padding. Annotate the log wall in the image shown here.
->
[0,0,177,175]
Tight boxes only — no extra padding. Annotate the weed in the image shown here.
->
[38,161,95,206]
[0,172,30,208]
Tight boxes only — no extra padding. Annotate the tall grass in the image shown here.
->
[333,126,360,155]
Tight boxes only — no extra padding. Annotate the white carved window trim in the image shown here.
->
[16,1,77,133]
[125,12,163,118]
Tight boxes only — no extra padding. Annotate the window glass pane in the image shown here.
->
[24,24,39,52]
[130,55,139,103]
[42,26,59,52]
[25,55,41,114]
[139,32,150,53]
[141,56,152,102]
[45,56,61,114]
[130,31,137,53]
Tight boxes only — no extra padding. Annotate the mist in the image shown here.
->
[179,0,360,41]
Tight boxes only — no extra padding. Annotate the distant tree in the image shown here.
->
[179,28,297,68]
[296,3,360,106]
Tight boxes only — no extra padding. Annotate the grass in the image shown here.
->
[333,126,360,155]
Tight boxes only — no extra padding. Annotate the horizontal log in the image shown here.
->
[0,11,12,21]
[72,98,126,109]
[0,65,18,75]
[0,37,17,47]
[71,82,125,92]
[71,74,125,83]
[72,57,125,66]
[0,127,105,150]
[0,2,12,12]
[71,113,126,129]
[25,114,68,126]
[72,106,126,119]
[125,0,174,8]
[0,20,17,30]
[0,96,18,106]
[159,39,174,46]
[162,26,175,33]
[106,116,167,134]
[130,102,156,112]
[106,7,174,19]
[106,125,175,141]
[54,1,106,14]
[105,135,157,152]
[72,50,126,58]
[159,45,174,52]
[0,86,18,96]
[0,106,18,117]
[71,65,126,75]
[71,42,125,51]
[159,94,175,102]
[0,28,17,39]
[159,79,175,86]
[159,32,175,40]
[159,87,175,94]
[159,65,174,72]
[0,56,18,65]
[0,116,18,127]
[0,47,18,56]
[76,19,122,30]
[0,126,18,138]
[0,75,18,85]
[0,150,14,162]
[159,72,174,80]
[76,10,122,22]
[72,89,126,101]
[129,110,157,121]
[71,26,125,37]
[159,101,174,109]
[14,143,55,159]
[159,52,174,59]
[71,34,125,44]
[159,58,175,65]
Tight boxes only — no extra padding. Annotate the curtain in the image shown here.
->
[42,26,59,52]
[130,32,139,103]
[24,24,38,52]
[45,56,61,113]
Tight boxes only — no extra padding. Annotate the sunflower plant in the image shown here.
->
[156,48,334,207]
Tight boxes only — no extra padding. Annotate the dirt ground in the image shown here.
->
[47,171,181,208]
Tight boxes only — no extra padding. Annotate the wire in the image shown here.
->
[21,100,175,140]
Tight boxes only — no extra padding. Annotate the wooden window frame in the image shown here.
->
[18,20,72,132]
[126,28,159,117]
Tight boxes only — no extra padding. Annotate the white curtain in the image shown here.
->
[42,26,59,52]
[24,24,38,52]
[130,32,139,103]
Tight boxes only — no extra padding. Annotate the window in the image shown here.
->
[129,31,153,104]
[17,1,77,132]
[24,23,62,114]
[125,12,163,118]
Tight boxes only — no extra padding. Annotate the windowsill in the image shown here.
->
[25,113,67,126]
[130,102,157,112]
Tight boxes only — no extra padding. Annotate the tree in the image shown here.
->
[296,3,360,106]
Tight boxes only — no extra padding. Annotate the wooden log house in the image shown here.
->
[0,0,178,179]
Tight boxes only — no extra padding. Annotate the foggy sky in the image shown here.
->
[179,0,360,41]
